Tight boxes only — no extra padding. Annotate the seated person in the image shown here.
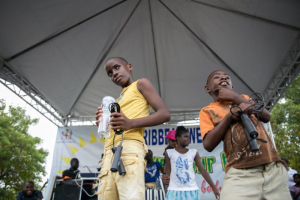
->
[56,158,80,179]
[291,174,300,200]
[281,157,298,189]
[16,181,43,200]
[145,149,163,187]
[63,158,80,179]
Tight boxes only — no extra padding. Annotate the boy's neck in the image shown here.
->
[210,93,219,102]
[71,167,77,171]
[121,78,135,88]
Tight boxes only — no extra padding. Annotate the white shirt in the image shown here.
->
[288,167,298,189]
[166,149,199,191]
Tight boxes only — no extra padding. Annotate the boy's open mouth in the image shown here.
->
[219,81,228,86]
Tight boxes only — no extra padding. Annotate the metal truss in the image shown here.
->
[66,111,200,127]
[67,116,95,126]
[0,59,66,126]
[167,111,199,124]
[263,34,300,110]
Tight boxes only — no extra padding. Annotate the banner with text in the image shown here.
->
[46,125,225,199]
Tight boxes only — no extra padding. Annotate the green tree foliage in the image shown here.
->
[0,99,48,199]
[271,75,300,172]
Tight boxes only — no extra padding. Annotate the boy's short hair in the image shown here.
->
[281,157,288,164]
[293,173,300,179]
[25,181,34,186]
[70,158,79,164]
[106,57,128,65]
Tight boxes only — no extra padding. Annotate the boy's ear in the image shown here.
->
[205,85,211,93]
[127,63,132,71]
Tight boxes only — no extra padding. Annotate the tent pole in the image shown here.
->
[148,0,162,96]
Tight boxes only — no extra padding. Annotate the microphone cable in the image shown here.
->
[229,92,267,152]
[74,172,97,198]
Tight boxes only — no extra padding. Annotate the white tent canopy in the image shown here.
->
[0,0,300,126]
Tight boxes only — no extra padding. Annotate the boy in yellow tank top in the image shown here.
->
[96,57,170,200]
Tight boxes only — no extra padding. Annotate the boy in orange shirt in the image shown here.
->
[199,70,291,199]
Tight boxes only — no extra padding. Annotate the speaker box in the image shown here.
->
[53,180,82,200]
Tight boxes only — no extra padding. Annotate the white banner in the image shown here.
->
[45,125,225,199]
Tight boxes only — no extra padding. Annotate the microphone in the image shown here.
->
[240,113,259,152]
[109,102,126,176]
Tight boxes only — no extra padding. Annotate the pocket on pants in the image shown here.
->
[122,153,138,175]
[97,169,109,195]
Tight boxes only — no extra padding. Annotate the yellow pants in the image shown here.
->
[220,162,291,200]
[97,140,147,200]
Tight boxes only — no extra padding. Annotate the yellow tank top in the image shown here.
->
[104,80,151,147]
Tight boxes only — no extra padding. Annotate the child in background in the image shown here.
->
[281,157,298,189]
[291,174,300,200]
[163,130,177,156]
[145,149,163,187]
[163,126,220,200]
[16,181,43,200]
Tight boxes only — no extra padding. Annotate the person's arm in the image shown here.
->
[290,187,300,199]
[158,163,163,174]
[296,190,300,199]
[290,191,300,199]
[216,88,270,122]
[16,191,22,200]
[37,190,43,200]
[290,191,296,199]
[194,152,220,199]
[200,109,232,152]
[162,151,171,193]
[202,89,271,152]
[62,170,66,178]
[110,78,170,130]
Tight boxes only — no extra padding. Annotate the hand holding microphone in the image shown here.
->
[230,93,267,152]
[109,102,126,176]
[109,108,133,131]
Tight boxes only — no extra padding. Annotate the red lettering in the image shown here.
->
[201,180,206,192]
[201,179,222,193]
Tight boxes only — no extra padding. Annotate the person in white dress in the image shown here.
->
[163,126,220,200]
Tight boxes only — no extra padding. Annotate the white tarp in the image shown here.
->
[1,0,300,123]
[46,125,225,199]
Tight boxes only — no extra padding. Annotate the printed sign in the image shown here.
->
[45,125,225,199]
